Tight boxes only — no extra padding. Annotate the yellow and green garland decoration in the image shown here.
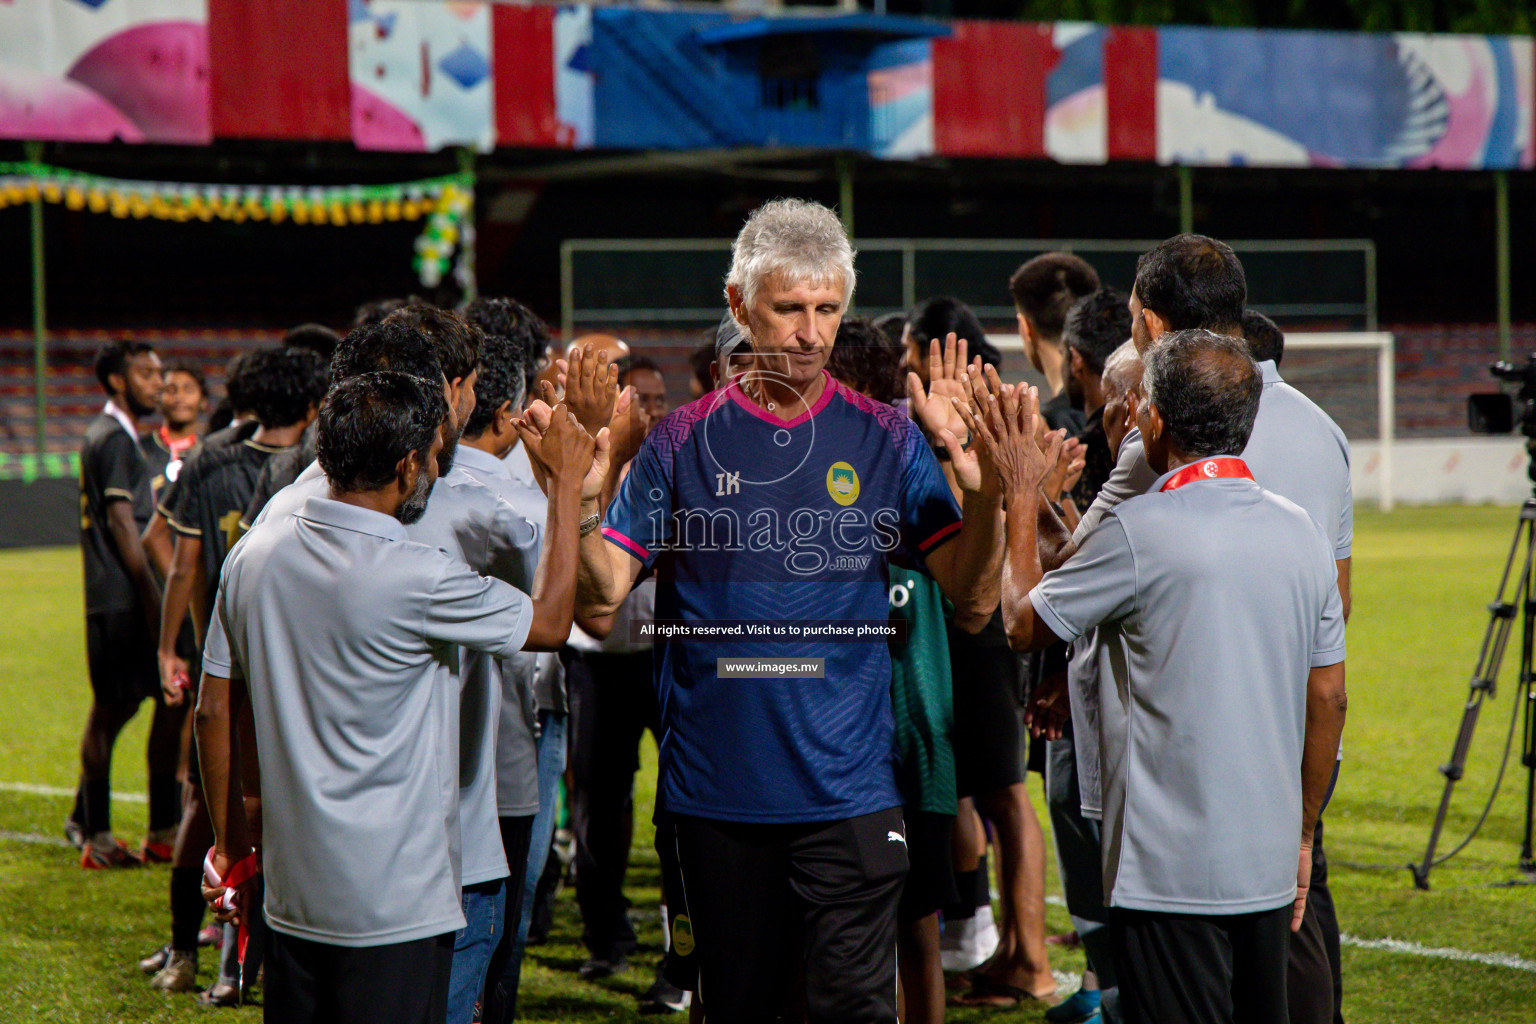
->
[0,162,474,289]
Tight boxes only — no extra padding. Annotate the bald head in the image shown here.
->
[1141,329,1261,465]
[567,334,631,367]
[1101,340,1143,400]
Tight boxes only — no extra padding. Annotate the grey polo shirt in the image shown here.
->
[1243,360,1353,559]
[252,454,539,886]
[203,496,534,946]
[1030,461,1346,915]
[455,444,545,819]
[1068,428,1159,819]
[504,442,569,718]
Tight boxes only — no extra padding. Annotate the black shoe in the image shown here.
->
[578,956,628,981]
[639,977,691,1014]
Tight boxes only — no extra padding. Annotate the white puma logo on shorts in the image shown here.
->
[887,830,906,845]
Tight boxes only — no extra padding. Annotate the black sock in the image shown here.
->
[148,774,181,832]
[84,780,111,837]
[69,783,85,827]
[170,867,205,952]
[972,850,991,909]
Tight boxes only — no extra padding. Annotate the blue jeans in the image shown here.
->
[447,879,506,1024]
[493,709,567,1020]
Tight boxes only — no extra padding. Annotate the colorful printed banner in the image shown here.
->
[0,0,209,144]
[349,0,494,152]
[2,4,1533,169]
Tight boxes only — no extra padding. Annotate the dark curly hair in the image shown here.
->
[1063,288,1132,376]
[463,327,525,439]
[462,297,547,404]
[828,316,904,404]
[241,346,330,429]
[381,306,481,384]
[906,296,1001,368]
[161,357,207,397]
[1007,252,1101,343]
[94,340,155,394]
[331,319,443,385]
[283,322,343,363]
[352,297,424,330]
[317,371,446,493]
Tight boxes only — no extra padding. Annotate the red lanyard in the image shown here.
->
[160,425,197,458]
[1159,457,1254,492]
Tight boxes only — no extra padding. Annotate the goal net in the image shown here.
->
[986,332,1395,511]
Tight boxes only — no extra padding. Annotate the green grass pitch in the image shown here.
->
[1,505,1534,1022]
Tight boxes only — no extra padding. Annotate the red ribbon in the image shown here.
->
[1159,456,1254,492]
[204,849,260,966]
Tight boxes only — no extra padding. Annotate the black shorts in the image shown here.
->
[654,816,697,993]
[897,810,958,923]
[85,609,159,707]
[673,807,907,1023]
[1112,904,1290,1024]
[949,626,1026,797]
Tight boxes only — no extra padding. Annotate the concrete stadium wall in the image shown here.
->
[1354,438,1532,508]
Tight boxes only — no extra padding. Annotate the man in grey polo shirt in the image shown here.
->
[244,312,542,1024]
[982,331,1347,1024]
[196,371,590,1024]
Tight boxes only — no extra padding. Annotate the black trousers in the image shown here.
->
[568,649,658,959]
[265,929,454,1024]
[1112,904,1290,1024]
[1288,817,1344,1024]
[481,813,536,1024]
[674,806,908,1024]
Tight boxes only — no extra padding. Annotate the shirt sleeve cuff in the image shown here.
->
[1310,645,1346,668]
[103,488,135,502]
[917,518,963,554]
[1334,542,1352,559]
[603,527,650,563]
[202,651,234,676]
[168,516,201,537]
[1029,587,1081,646]
[496,598,535,660]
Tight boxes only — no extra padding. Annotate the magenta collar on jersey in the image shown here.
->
[726,370,838,428]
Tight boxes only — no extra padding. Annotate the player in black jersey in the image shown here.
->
[71,340,182,869]
[142,346,327,995]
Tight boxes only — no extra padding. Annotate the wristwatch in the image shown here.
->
[579,512,601,536]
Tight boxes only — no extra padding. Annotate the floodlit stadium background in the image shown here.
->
[3,1,1536,1021]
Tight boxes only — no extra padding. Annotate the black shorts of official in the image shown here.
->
[672,806,908,1024]
[266,928,454,1024]
[897,810,958,923]
[950,634,1026,797]
[85,609,159,707]
[1111,903,1290,1024]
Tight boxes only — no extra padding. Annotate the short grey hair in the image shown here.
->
[1101,340,1143,398]
[725,198,857,310]
[1142,329,1261,458]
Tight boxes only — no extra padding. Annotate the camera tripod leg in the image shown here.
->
[1411,506,1534,889]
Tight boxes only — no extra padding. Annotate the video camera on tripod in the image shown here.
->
[1415,358,1536,888]
[1469,354,1536,458]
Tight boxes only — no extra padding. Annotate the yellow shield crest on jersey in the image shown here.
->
[827,462,859,506]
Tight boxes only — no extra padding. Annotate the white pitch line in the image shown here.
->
[0,829,71,848]
[1340,933,1536,973]
[1048,896,1536,974]
[0,781,145,803]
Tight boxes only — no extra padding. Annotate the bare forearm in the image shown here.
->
[108,505,161,630]
[1002,489,1051,650]
[159,552,197,656]
[576,496,627,618]
[525,476,583,651]
[1037,494,1076,571]
[939,491,1004,620]
[195,673,251,858]
[143,515,173,579]
[1301,662,1347,842]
